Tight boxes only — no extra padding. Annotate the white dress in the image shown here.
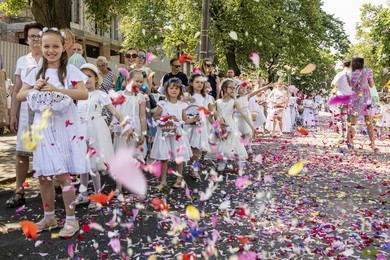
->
[289,96,298,127]
[234,96,253,137]
[23,64,90,176]
[112,92,147,162]
[282,106,292,132]
[248,95,266,130]
[15,54,43,155]
[185,93,214,151]
[78,90,114,172]
[377,104,390,127]
[302,99,316,126]
[150,100,192,161]
[209,99,247,160]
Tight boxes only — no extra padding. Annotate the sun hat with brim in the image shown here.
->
[80,63,103,87]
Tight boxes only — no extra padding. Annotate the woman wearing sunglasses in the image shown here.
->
[133,49,153,94]
[124,47,138,70]
[200,58,220,100]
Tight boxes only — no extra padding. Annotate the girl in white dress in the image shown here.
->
[376,97,390,138]
[76,63,129,209]
[248,87,266,133]
[112,70,147,194]
[302,95,316,126]
[234,81,269,152]
[268,83,290,136]
[185,74,214,181]
[151,78,197,188]
[289,94,298,127]
[17,28,89,238]
[210,79,256,171]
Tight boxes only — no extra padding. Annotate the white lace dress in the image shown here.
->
[78,90,114,171]
[23,64,90,176]
[150,100,192,161]
[209,99,247,160]
[302,99,316,126]
[377,104,390,127]
[112,92,147,162]
[185,93,214,151]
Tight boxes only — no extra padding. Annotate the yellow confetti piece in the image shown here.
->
[310,212,319,217]
[186,205,200,221]
[288,160,308,176]
[300,63,316,74]
[51,233,59,238]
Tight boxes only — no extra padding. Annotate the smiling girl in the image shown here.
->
[17,28,90,238]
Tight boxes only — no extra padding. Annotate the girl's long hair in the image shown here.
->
[188,74,206,97]
[219,78,235,98]
[163,78,184,102]
[36,29,68,86]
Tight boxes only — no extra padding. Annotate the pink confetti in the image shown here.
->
[110,238,121,254]
[248,52,260,68]
[109,148,148,196]
[235,176,249,190]
[68,243,74,257]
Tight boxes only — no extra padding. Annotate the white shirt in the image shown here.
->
[331,67,352,95]
[15,53,43,80]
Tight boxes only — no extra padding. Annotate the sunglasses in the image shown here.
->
[172,65,181,68]
[205,64,213,68]
[138,54,146,59]
[125,53,138,59]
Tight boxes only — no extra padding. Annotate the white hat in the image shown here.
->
[80,63,103,87]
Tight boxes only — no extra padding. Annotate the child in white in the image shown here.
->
[234,81,268,152]
[151,78,196,188]
[248,88,267,133]
[210,79,256,171]
[302,94,316,126]
[376,97,390,138]
[76,63,129,209]
[268,83,289,136]
[289,93,298,127]
[112,70,147,194]
[17,28,89,238]
[185,74,214,181]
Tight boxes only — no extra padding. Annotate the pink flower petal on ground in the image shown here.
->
[68,243,74,257]
[142,161,161,178]
[109,148,147,196]
[132,209,139,220]
[211,216,218,228]
[235,176,249,190]
[185,186,192,199]
[110,238,121,254]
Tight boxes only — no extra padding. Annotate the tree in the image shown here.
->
[1,0,71,28]
[350,3,388,88]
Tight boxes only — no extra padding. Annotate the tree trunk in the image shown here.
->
[225,47,240,76]
[31,0,71,28]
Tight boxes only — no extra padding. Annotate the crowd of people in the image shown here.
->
[0,23,389,239]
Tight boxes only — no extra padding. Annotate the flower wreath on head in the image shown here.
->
[38,27,65,38]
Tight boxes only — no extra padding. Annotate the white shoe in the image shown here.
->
[75,194,89,205]
[88,201,98,210]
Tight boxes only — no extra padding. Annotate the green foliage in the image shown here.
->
[0,0,29,15]
[350,3,389,88]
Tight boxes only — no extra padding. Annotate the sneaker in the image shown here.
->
[88,201,98,210]
[75,194,89,205]
[59,221,79,238]
[36,218,58,233]
[217,162,226,172]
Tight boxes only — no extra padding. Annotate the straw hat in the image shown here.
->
[80,63,103,87]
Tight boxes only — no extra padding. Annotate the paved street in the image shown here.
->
[0,112,389,259]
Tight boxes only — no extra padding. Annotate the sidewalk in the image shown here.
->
[0,132,32,185]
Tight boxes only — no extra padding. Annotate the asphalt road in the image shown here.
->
[0,112,389,259]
